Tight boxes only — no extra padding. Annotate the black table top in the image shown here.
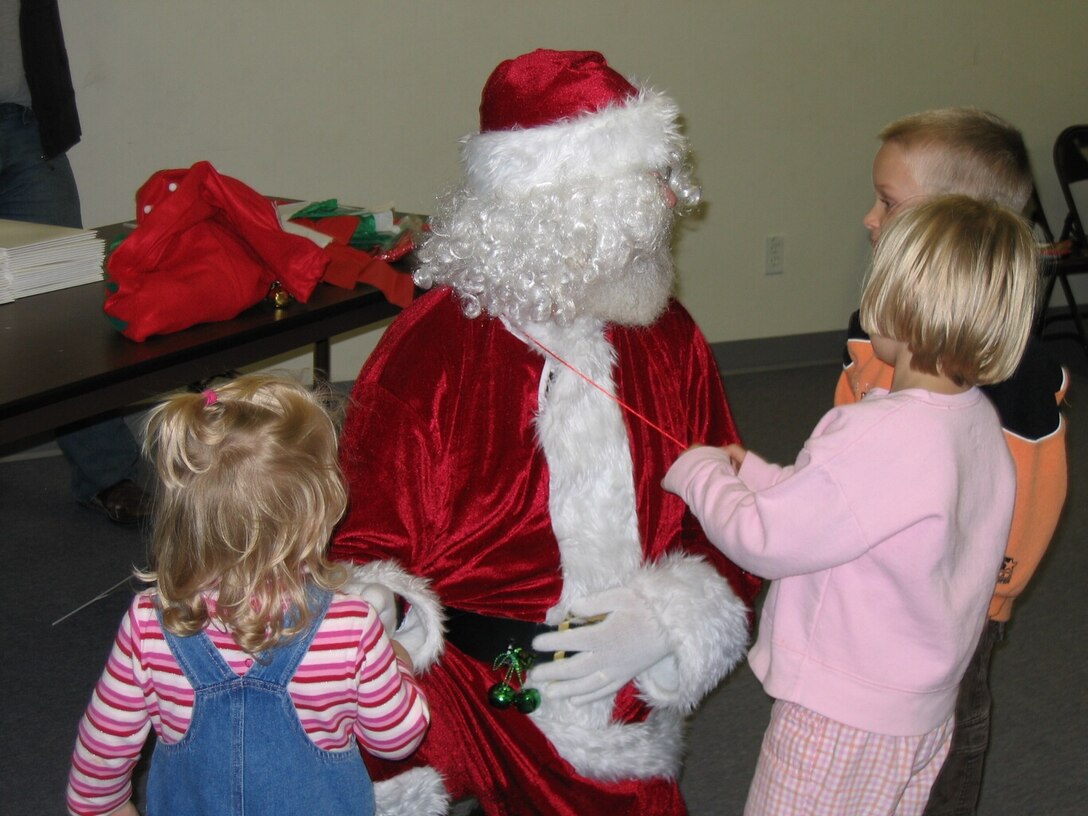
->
[0,225,403,447]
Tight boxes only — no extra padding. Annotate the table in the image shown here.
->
[0,225,404,447]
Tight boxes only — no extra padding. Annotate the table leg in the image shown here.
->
[313,338,331,387]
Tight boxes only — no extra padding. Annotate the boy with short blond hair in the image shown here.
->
[877,108,1033,211]
[836,107,1068,816]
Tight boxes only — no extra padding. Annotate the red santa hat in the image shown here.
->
[462,49,686,196]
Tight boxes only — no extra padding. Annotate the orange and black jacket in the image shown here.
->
[835,311,1068,623]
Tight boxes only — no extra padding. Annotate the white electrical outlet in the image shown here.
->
[765,234,785,275]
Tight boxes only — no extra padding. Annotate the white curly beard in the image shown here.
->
[578,240,675,326]
[414,169,687,328]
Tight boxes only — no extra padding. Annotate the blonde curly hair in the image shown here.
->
[139,373,347,654]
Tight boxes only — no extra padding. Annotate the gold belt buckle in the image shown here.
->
[552,613,606,661]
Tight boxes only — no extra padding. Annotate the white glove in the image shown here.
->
[355,583,399,634]
[528,586,673,706]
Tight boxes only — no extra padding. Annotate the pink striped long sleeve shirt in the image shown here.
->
[67,589,429,815]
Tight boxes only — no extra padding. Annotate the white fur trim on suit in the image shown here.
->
[510,316,747,780]
[374,766,450,816]
[341,560,446,671]
[462,88,685,196]
[533,705,685,781]
[524,316,643,610]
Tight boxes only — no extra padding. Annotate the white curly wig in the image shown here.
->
[414,86,701,327]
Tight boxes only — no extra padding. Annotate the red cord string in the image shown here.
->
[524,333,687,450]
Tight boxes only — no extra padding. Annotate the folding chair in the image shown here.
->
[1036,125,1088,353]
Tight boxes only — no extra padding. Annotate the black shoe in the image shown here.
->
[82,479,151,526]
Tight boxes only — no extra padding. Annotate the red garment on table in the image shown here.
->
[332,287,760,815]
[104,162,327,341]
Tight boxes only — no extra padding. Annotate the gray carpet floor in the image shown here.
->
[2,339,1084,814]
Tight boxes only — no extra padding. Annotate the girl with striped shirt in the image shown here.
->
[67,374,429,816]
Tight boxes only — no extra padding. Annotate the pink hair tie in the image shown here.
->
[202,389,218,406]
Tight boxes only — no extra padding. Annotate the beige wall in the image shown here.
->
[59,1,1088,381]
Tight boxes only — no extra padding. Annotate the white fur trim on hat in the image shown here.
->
[462,88,685,196]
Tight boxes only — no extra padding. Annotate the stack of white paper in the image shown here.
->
[0,218,105,304]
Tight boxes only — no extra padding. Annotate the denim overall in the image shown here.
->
[147,590,374,815]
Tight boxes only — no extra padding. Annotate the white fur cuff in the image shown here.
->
[630,552,750,710]
[342,560,447,671]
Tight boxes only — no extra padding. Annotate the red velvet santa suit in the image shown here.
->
[332,286,761,815]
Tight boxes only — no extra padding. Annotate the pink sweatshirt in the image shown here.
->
[663,387,1014,736]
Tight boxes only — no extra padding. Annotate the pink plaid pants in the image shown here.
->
[745,700,954,816]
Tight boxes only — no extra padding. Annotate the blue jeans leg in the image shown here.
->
[1,105,140,501]
[0,104,82,228]
[55,417,141,502]
[922,619,1002,816]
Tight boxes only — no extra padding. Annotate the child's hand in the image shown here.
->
[107,801,140,816]
[723,444,747,471]
[391,639,415,673]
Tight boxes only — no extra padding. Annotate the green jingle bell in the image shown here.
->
[514,687,541,713]
[488,682,515,709]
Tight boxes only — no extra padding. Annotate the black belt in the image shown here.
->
[444,608,557,665]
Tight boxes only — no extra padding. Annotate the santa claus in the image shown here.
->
[333,49,761,815]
